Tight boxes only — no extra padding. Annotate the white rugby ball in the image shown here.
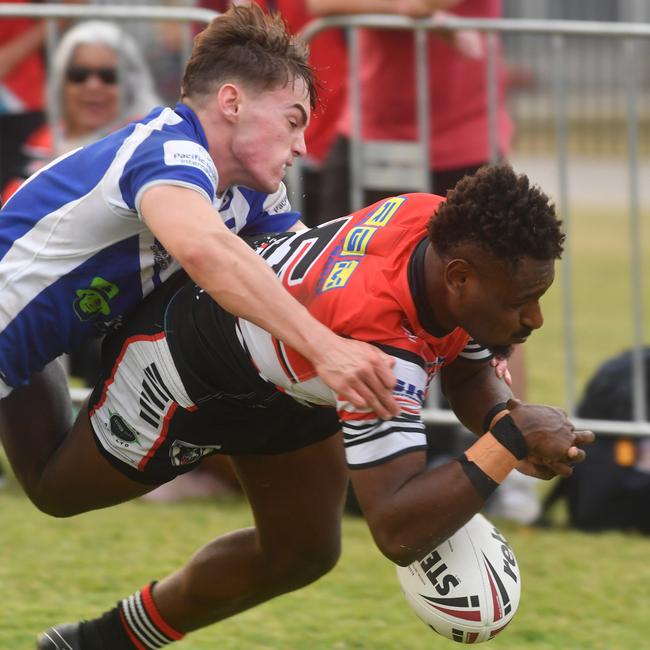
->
[396,513,521,644]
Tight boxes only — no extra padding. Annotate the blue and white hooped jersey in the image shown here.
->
[0,103,299,395]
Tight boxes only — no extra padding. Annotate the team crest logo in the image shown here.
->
[150,239,172,270]
[170,440,221,467]
[73,276,119,321]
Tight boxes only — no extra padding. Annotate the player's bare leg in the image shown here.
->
[153,433,348,631]
[1,363,153,515]
[0,360,74,499]
[37,434,348,648]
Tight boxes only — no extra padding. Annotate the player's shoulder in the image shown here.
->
[354,192,444,233]
[121,107,217,189]
[131,106,210,154]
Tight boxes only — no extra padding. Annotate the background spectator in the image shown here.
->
[257,0,347,226]
[0,0,46,198]
[2,19,160,202]
[307,0,526,394]
[308,0,513,212]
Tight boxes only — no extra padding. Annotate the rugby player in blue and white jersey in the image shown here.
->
[0,6,398,502]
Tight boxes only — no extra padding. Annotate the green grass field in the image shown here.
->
[1,204,649,649]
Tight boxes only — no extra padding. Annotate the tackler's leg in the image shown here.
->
[1,359,154,516]
[0,360,73,499]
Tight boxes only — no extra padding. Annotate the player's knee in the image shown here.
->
[270,534,342,590]
[24,484,86,518]
[29,495,76,518]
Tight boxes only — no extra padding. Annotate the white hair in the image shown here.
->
[49,20,161,138]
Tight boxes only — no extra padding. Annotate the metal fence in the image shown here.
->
[1,5,648,436]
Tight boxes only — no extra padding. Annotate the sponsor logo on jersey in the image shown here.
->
[322,260,359,291]
[318,197,406,289]
[364,196,405,227]
[394,379,425,405]
[342,226,377,256]
[163,140,217,187]
[109,413,139,443]
[73,276,119,321]
[170,440,221,466]
[269,196,289,214]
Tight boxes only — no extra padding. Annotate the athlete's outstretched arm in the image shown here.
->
[349,363,593,565]
[441,357,593,479]
[140,185,399,419]
[440,357,512,435]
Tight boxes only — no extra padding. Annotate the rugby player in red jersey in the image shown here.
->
[36,165,592,649]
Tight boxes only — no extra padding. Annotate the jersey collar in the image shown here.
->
[174,102,210,151]
[407,237,451,338]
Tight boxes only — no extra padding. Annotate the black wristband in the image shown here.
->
[482,402,508,433]
[458,454,499,500]
[491,414,528,460]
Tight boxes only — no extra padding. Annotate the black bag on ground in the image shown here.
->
[538,348,650,534]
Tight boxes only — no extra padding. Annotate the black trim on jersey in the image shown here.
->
[343,422,425,447]
[145,363,174,401]
[341,412,421,431]
[407,237,450,338]
[141,377,165,410]
[458,339,494,363]
[374,342,426,370]
[275,339,300,384]
[347,445,428,470]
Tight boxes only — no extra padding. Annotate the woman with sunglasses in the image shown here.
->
[2,20,159,201]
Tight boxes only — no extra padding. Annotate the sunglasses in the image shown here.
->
[65,66,118,85]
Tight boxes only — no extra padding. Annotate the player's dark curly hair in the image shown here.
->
[428,164,564,265]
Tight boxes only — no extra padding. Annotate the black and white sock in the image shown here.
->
[80,583,184,649]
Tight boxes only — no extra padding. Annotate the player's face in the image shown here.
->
[63,43,120,138]
[230,78,310,193]
[454,255,555,354]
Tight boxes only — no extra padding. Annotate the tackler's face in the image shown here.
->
[451,253,555,357]
[229,77,310,194]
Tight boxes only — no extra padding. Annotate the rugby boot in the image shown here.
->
[36,622,83,649]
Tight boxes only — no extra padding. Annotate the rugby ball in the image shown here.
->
[396,513,521,643]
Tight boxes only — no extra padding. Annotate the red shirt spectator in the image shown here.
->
[339,0,512,170]
[0,0,45,112]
